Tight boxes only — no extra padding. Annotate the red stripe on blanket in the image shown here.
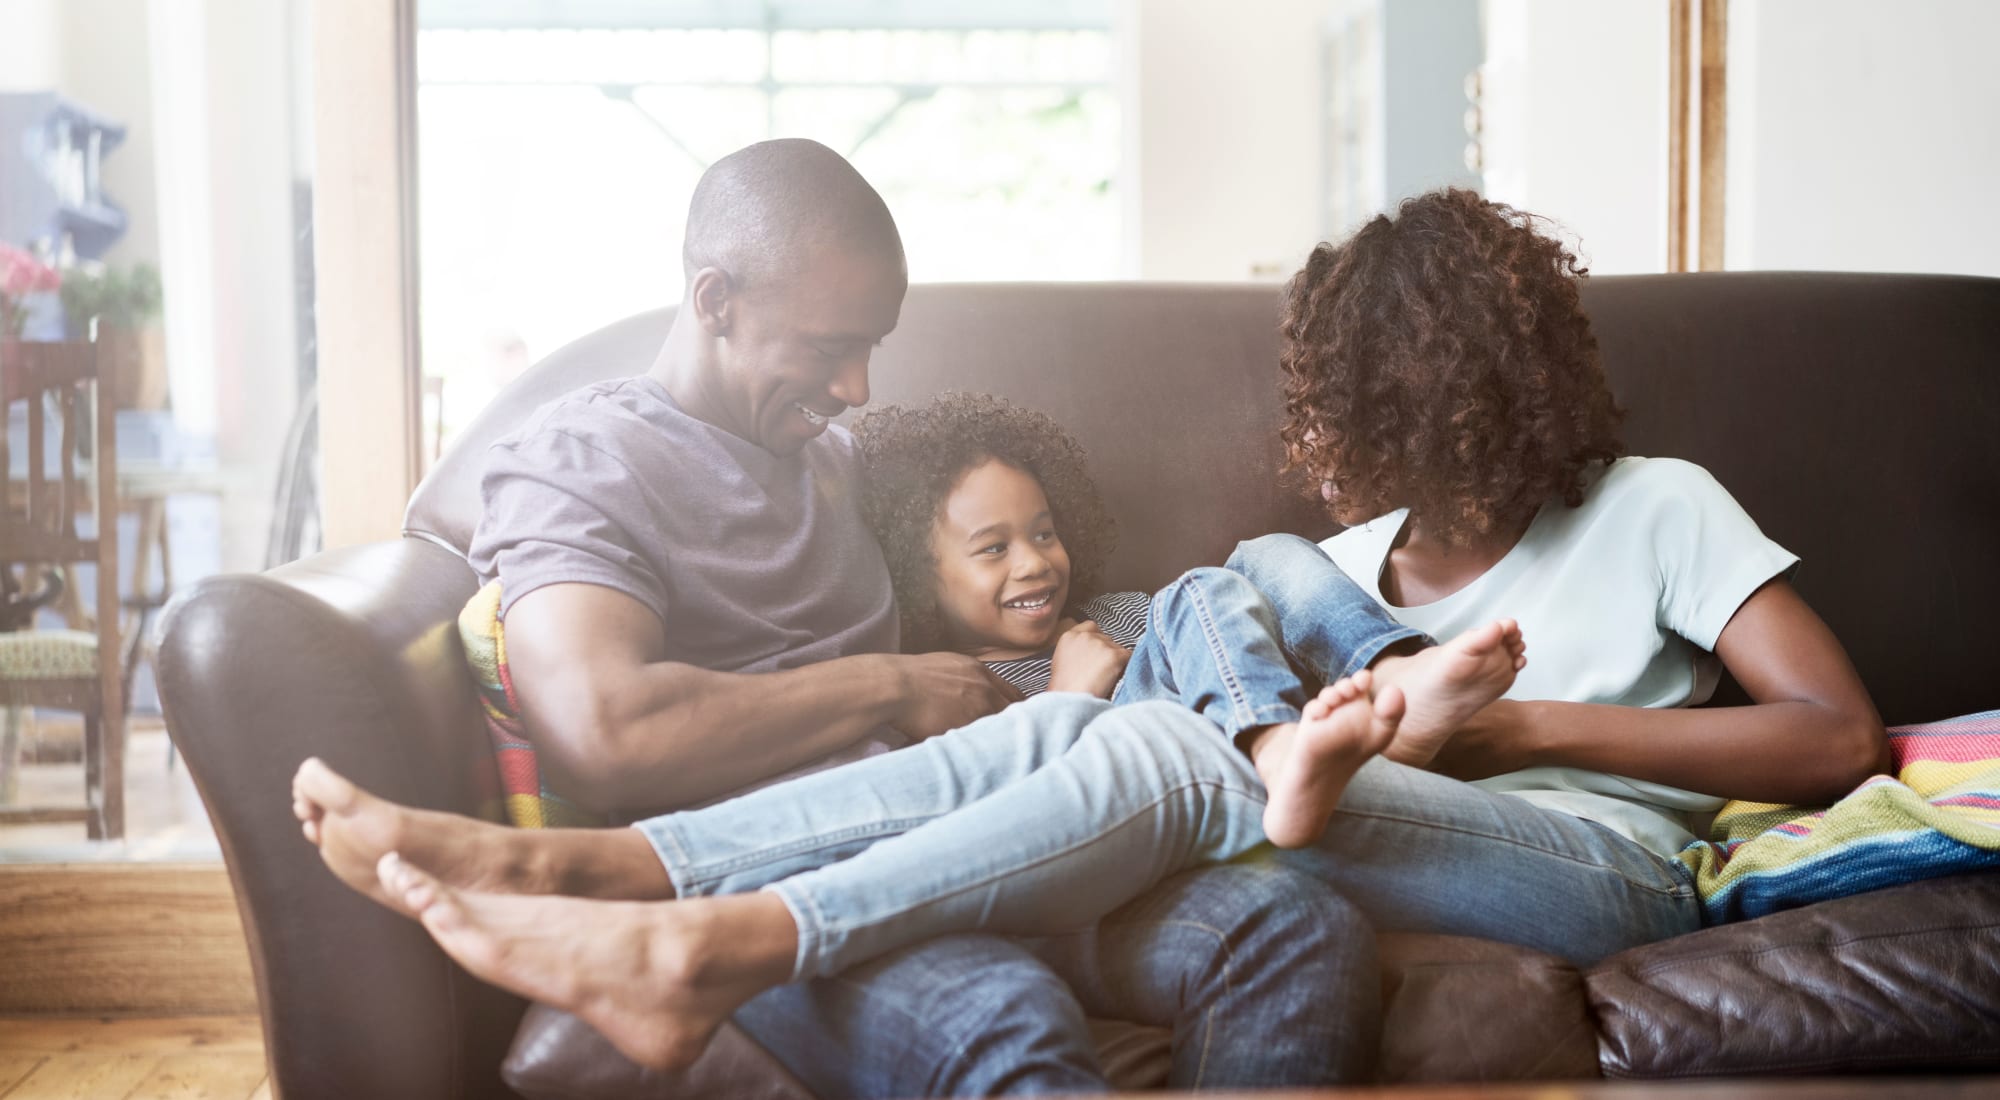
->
[494,746,541,793]
[1889,734,2000,766]
[1933,794,2000,810]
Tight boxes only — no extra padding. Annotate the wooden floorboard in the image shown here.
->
[0,1017,262,1056]
[3,1053,158,1100]
[0,1057,45,1096]
[125,1053,268,1100]
[0,1018,264,1100]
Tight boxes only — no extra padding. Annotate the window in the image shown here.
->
[416,0,1117,458]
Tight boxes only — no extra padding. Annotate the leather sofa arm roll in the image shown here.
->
[157,538,528,1100]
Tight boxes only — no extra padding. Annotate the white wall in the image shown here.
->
[0,0,62,91]
[1121,0,1327,280]
[1726,0,2000,276]
[1479,0,1668,273]
[58,0,162,269]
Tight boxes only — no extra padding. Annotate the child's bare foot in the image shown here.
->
[291,757,669,913]
[1253,671,1405,848]
[378,853,795,1071]
[1368,620,1525,769]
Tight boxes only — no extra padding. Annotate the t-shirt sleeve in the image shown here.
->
[1644,459,1799,651]
[470,429,670,624]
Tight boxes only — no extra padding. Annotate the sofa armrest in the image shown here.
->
[1586,872,2000,1078]
[157,538,527,1100]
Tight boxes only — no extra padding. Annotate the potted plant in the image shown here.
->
[60,261,166,409]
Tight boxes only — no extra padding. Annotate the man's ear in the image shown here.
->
[690,267,734,336]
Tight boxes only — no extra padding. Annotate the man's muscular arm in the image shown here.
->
[503,583,1018,812]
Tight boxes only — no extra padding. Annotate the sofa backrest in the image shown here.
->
[408,274,2000,726]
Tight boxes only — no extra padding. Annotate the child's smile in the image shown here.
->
[929,459,1073,660]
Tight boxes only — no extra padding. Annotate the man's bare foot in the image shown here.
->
[1368,620,1525,769]
[291,757,670,913]
[1252,671,1405,848]
[378,853,795,1071]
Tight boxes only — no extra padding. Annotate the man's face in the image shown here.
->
[717,247,907,456]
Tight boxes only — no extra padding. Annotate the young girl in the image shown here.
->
[295,188,1886,1078]
[851,388,1524,846]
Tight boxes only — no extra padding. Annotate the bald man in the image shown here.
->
[387,141,1368,1095]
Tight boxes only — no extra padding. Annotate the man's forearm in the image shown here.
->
[537,653,907,812]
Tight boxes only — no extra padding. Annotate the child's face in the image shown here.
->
[928,459,1072,659]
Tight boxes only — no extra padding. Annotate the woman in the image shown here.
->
[294,189,1886,1074]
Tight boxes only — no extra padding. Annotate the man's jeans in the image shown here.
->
[639,535,1700,1084]
[735,860,1379,1095]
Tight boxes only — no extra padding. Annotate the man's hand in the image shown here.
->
[1046,620,1131,699]
[887,652,1023,740]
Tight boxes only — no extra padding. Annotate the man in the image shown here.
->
[310,139,1372,1095]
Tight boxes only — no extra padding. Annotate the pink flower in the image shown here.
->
[0,242,61,297]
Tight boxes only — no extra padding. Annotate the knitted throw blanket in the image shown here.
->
[1678,709,2000,923]
[458,582,604,829]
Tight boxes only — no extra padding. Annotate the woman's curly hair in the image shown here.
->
[1279,188,1626,544]
[853,392,1117,653]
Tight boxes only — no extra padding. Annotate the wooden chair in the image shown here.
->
[0,339,123,839]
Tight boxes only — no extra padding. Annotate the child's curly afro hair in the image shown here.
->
[852,391,1117,653]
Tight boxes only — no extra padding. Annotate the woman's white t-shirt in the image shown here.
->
[1319,456,1798,857]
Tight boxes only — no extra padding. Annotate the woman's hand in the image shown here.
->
[1047,620,1131,699]
[1423,699,1535,780]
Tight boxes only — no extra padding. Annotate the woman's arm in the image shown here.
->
[1430,577,1890,805]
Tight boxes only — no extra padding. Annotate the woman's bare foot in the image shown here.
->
[1368,620,1525,769]
[291,757,670,913]
[378,853,795,1071]
[1252,671,1405,848]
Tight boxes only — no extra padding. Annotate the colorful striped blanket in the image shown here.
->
[458,582,604,829]
[1677,709,2000,923]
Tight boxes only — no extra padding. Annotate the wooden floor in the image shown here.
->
[0,1016,266,1100]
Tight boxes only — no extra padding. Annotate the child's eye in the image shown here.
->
[1034,530,1058,543]
[979,543,1007,556]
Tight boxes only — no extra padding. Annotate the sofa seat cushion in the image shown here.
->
[1587,872,2000,1077]
[1376,932,1601,1083]
[502,1006,1177,1100]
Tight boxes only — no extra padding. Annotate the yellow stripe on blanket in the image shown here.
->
[1676,709,2000,923]
[459,580,605,830]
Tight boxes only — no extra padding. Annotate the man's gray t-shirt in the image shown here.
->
[467,375,900,678]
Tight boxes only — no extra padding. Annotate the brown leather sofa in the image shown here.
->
[158,274,2000,1099]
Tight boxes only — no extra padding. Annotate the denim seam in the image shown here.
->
[1181,578,1261,735]
[670,816,941,893]
[1100,916,1235,1088]
[641,819,698,897]
[767,879,828,982]
[811,966,1104,1097]
[805,775,1269,961]
[1332,804,1692,898]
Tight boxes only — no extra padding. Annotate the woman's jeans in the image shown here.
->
[637,534,1702,1045]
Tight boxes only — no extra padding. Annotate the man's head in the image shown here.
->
[675,139,908,456]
